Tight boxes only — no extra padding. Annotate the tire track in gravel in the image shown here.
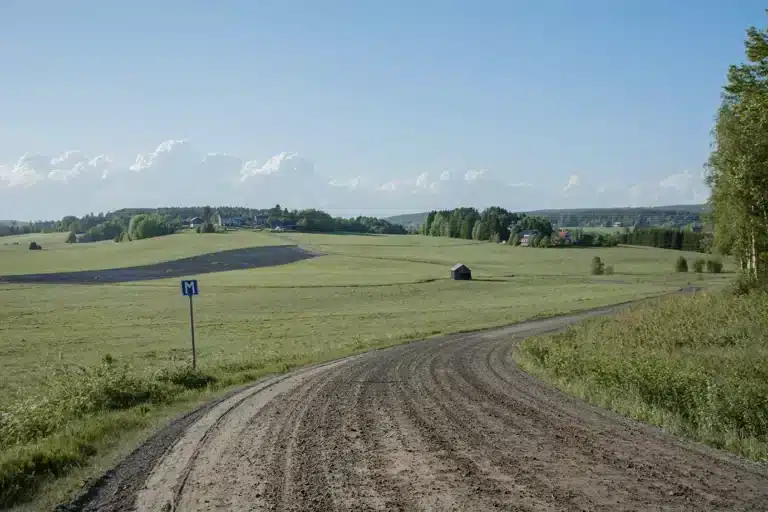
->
[67,301,768,512]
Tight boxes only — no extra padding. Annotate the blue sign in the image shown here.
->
[181,279,199,296]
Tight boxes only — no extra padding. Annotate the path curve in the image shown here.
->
[61,300,768,512]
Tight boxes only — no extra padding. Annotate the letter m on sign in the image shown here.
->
[181,279,199,296]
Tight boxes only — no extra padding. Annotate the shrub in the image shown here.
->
[537,236,551,248]
[675,256,689,272]
[508,234,520,246]
[707,259,724,274]
[590,256,604,275]
[65,231,77,244]
[692,258,706,273]
[604,265,615,275]
[199,222,216,234]
[729,273,768,296]
[28,242,41,251]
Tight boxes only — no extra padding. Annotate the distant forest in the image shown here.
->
[387,204,709,231]
[0,205,407,240]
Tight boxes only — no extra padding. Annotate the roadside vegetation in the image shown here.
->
[517,17,768,463]
[517,290,768,461]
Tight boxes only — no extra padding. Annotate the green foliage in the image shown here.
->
[675,256,689,272]
[706,15,768,278]
[127,214,175,241]
[65,232,77,244]
[693,258,706,273]
[707,259,724,274]
[423,207,551,242]
[80,220,126,243]
[517,292,768,461]
[617,228,708,252]
[729,273,768,296]
[28,242,41,251]
[198,222,216,234]
[590,256,604,275]
[604,265,614,275]
[508,233,520,246]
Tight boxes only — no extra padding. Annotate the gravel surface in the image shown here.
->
[59,297,768,512]
[0,245,319,284]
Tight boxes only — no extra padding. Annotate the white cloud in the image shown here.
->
[0,139,712,221]
[129,139,194,172]
[464,169,486,182]
[564,174,581,192]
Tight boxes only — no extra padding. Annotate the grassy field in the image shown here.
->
[516,290,768,462]
[0,230,284,276]
[0,231,733,509]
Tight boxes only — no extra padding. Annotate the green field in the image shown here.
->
[0,231,732,509]
[0,230,283,276]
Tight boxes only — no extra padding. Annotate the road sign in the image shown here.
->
[181,279,199,296]
[181,279,199,369]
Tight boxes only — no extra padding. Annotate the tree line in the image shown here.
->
[421,207,554,242]
[616,228,712,253]
[1,205,407,242]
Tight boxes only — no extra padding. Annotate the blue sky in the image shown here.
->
[0,1,764,220]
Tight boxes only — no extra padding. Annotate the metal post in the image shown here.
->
[189,295,196,370]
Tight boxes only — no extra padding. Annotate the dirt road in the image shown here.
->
[66,304,768,512]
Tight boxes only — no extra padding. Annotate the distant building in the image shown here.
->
[519,230,540,247]
[450,263,472,280]
[189,217,203,228]
[557,230,573,243]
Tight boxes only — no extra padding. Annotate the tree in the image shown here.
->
[675,256,689,273]
[202,206,213,224]
[128,214,174,240]
[65,231,77,243]
[590,256,604,275]
[706,15,768,280]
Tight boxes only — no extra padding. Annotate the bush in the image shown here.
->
[729,273,768,296]
[706,259,724,274]
[692,258,706,273]
[65,231,77,244]
[28,242,41,251]
[590,256,604,275]
[198,222,216,234]
[675,256,689,272]
[604,265,615,275]
[537,236,551,248]
[508,234,520,246]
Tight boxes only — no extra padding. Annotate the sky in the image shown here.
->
[0,1,765,221]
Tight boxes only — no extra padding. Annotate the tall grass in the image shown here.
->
[516,290,768,461]
[0,358,218,507]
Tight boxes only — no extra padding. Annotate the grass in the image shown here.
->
[0,230,283,276]
[516,290,768,462]
[0,231,733,509]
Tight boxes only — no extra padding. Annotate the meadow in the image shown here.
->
[0,230,732,509]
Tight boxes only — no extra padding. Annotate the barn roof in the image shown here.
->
[451,263,470,271]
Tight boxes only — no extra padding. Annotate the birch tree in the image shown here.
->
[707,16,768,278]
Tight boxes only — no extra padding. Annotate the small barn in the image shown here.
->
[450,263,472,280]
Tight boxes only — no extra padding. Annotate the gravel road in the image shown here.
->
[65,302,768,512]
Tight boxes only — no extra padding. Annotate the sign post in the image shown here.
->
[181,279,199,369]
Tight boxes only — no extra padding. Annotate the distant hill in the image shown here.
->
[386,204,710,230]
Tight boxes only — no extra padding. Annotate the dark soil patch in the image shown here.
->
[0,245,320,285]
